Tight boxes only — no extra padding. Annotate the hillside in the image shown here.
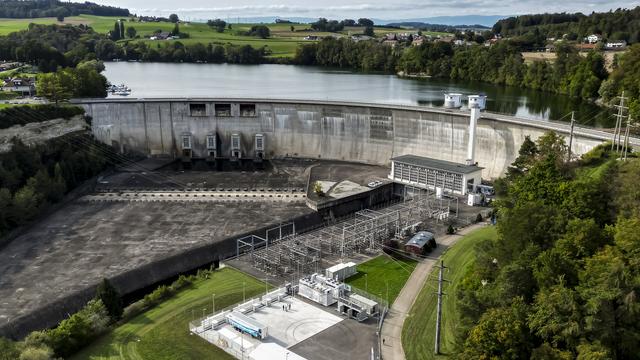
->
[0,0,129,19]
[494,7,640,43]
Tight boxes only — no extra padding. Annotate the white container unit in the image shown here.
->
[444,93,462,108]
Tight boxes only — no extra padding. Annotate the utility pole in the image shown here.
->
[612,91,628,153]
[434,261,448,355]
[568,111,575,162]
[623,116,632,161]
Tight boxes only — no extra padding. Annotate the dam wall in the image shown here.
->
[77,98,614,179]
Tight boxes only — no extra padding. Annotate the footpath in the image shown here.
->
[380,223,486,360]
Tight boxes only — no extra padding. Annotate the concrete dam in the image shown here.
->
[76,98,617,178]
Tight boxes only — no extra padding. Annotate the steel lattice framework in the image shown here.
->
[237,188,453,277]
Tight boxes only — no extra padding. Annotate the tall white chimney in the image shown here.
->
[466,95,485,166]
[466,107,480,165]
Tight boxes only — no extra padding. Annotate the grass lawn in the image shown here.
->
[345,255,418,305]
[575,159,615,181]
[402,226,498,360]
[71,267,271,360]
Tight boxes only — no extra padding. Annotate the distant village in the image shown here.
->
[300,29,628,52]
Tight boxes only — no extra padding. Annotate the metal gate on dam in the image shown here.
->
[74,98,614,178]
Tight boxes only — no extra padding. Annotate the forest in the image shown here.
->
[294,38,611,100]
[0,0,129,19]
[452,134,640,359]
[493,7,640,43]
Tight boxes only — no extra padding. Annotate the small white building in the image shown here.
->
[605,40,627,50]
[586,34,602,44]
[1,77,35,96]
[325,262,357,281]
[468,94,487,110]
[389,155,483,196]
[444,93,462,108]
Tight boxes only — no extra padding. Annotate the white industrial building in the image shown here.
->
[389,155,483,195]
[298,273,346,306]
[325,262,357,281]
[337,293,380,321]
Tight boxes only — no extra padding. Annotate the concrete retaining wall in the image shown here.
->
[76,98,617,179]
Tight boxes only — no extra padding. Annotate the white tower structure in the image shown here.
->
[466,95,486,165]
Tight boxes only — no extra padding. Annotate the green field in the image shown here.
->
[402,226,498,360]
[0,16,439,58]
[345,255,418,305]
[71,267,271,360]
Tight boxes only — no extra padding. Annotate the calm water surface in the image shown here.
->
[104,62,613,128]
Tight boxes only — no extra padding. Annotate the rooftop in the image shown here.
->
[391,155,483,174]
[405,231,435,248]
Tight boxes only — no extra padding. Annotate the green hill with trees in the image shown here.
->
[433,134,640,359]
[493,7,640,44]
[0,0,129,19]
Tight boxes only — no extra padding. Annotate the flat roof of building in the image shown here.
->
[391,155,483,174]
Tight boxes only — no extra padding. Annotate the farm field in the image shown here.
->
[402,226,498,360]
[70,267,271,360]
[0,16,433,58]
[345,255,418,305]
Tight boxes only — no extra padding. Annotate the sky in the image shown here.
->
[93,0,639,21]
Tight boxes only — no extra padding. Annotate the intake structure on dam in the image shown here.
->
[77,98,610,179]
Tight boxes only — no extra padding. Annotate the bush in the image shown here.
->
[447,224,455,234]
[0,337,20,360]
[0,104,84,129]
[96,278,123,321]
[170,275,193,291]
[313,181,325,197]
[45,299,109,358]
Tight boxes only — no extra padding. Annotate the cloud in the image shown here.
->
[132,2,493,15]
[126,0,640,18]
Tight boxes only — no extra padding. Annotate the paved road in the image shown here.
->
[380,223,487,360]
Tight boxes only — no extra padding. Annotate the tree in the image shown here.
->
[528,283,581,348]
[17,346,53,360]
[364,26,374,37]
[171,23,180,36]
[95,278,123,321]
[358,18,374,27]
[169,13,179,23]
[12,183,42,224]
[461,298,532,358]
[36,72,72,104]
[313,181,325,196]
[207,19,226,33]
[0,337,19,360]
[126,26,136,39]
[290,25,295,32]
[0,188,12,234]
[247,25,270,39]
[110,21,122,41]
